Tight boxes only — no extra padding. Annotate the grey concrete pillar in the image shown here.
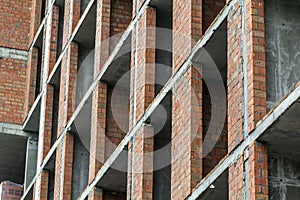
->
[24,136,38,190]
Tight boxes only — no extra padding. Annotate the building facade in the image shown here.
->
[0,0,300,199]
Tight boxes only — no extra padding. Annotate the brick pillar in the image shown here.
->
[33,5,59,199]
[94,0,111,76]
[245,0,266,131]
[48,5,59,74]
[127,6,156,200]
[88,0,111,199]
[54,42,78,200]
[62,0,81,48]
[88,83,107,200]
[24,47,38,122]
[248,142,268,199]
[227,0,267,199]
[29,0,43,43]
[171,0,202,199]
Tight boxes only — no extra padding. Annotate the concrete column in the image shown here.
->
[24,137,38,190]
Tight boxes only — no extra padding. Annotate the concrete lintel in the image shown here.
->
[187,83,300,200]
[0,123,35,138]
[0,47,28,61]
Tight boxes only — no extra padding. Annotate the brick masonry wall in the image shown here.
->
[0,181,23,199]
[0,58,27,124]
[28,0,43,45]
[248,142,268,200]
[0,0,31,50]
[203,0,226,32]
[23,47,38,122]
[245,0,266,131]
[227,0,244,153]
[89,0,131,199]
[227,0,268,199]
[172,0,202,198]
[202,83,228,176]
[54,42,78,200]
[127,6,156,200]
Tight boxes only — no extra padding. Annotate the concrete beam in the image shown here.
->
[0,123,35,138]
[0,47,28,61]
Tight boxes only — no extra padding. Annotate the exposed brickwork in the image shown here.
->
[0,181,23,199]
[54,42,78,200]
[29,0,43,44]
[23,47,38,121]
[228,156,245,200]
[110,0,132,51]
[0,58,27,124]
[227,0,243,152]
[202,83,228,176]
[62,0,81,48]
[203,0,226,32]
[94,0,111,76]
[171,66,202,199]
[172,0,203,198]
[105,85,129,160]
[89,1,131,199]
[228,0,268,199]
[89,83,107,185]
[48,5,59,74]
[34,170,49,200]
[127,6,156,200]
[54,133,74,200]
[173,0,202,72]
[245,0,266,131]
[248,142,268,200]
[110,0,132,36]
[0,0,31,50]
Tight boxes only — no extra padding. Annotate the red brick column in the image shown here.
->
[171,0,202,199]
[127,6,156,200]
[54,42,78,200]
[227,0,267,199]
[62,0,81,48]
[88,83,107,200]
[245,0,266,131]
[248,142,268,199]
[88,0,111,198]
[202,0,225,32]
[29,0,43,44]
[24,47,39,121]
[94,0,111,76]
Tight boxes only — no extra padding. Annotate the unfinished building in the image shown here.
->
[0,0,300,199]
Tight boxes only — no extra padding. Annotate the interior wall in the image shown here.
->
[265,0,300,110]
[269,152,300,200]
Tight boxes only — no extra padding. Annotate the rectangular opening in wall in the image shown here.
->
[198,19,228,177]
[44,150,57,200]
[265,0,300,110]
[148,0,173,198]
[33,28,44,98]
[197,170,228,199]
[55,0,65,57]
[202,0,226,33]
